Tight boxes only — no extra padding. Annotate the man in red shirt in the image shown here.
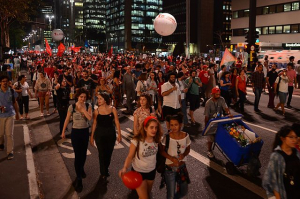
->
[286,63,297,108]
[236,57,242,69]
[199,65,209,105]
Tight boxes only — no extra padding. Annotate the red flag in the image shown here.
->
[45,39,52,56]
[220,48,236,66]
[57,43,65,57]
[108,45,113,57]
[71,46,82,53]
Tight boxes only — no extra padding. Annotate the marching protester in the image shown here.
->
[122,66,136,115]
[161,72,181,130]
[251,64,265,113]
[274,69,289,116]
[286,63,297,108]
[160,114,191,199]
[177,72,189,127]
[185,70,202,126]
[119,116,163,199]
[0,75,20,160]
[266,64,278,109]
[263,125,300,199]
[133,94,156,135]
[219,71,232,107]
[13,75,33,119]
[90,93,121,181]
[55,78,70,135]
[34,72,52,117]
[61,88,92,192]
[235,69,247,113]
[204,87,231,158]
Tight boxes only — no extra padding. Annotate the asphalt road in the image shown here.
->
[42,89,300,199]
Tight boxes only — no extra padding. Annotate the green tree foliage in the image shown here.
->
[0,0,39,47]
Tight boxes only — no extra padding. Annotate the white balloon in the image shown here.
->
[154,13,177,36]
[51,29,64,41]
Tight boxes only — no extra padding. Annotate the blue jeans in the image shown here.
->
[165,169,188,199]
[181,99,188,125]
[254,87,262,111]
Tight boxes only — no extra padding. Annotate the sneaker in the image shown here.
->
[0,144,4,151]
[207,151,215,159]
[7,153,14,160]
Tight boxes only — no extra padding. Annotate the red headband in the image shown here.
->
[143,116,157,127]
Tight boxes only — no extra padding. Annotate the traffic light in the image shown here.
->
[245,31,249,44]
[254,30,259,40]
[254,43,259,53]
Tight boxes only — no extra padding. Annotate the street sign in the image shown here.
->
[250,45,255,51]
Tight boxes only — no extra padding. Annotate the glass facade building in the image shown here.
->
[106,0,163,52]
[83,0,106,49]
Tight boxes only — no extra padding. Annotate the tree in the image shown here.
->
[214,30,226,51]
[0,0,39,47]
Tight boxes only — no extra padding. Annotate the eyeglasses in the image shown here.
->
[176,141,181,156]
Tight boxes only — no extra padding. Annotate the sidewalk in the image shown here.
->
[0,70,78,199]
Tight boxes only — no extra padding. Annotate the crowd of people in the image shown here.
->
[0,51,299,198]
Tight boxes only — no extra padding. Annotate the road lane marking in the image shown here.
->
[244,122,277,133]
[126,128,133,132]
[119,122,267,198]
[121,130,131,147]
[24,125,39,199]
[57,138,91,158]
[189,150,267,198]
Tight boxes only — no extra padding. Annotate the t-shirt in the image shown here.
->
[56,87,70,109]
[67,104,90,129]
[14,81,29,96]
[0,88,18,118]
[287,69,296,86]
[77,79,95,95]
[185,77,201,95]
[136,80,147,97]
[267,70,278,86]
[199,70,209,84]
[275,76,289,93]
[204,97,228,120]
[131,139,158,173]
[58,74,73,89]
[161,133,191,165]
[161,82,181,109]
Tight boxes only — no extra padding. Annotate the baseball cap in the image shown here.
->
[212,87,220,94]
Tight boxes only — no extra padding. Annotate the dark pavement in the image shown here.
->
[2,81,300,199]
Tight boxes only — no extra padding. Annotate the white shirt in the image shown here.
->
[14,81,29,96]
[131,139,158,173]
[161,133,191,165]
[275,76,289,93]
[178,80,186,100]
[161,81,181,109]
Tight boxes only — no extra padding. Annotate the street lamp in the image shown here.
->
[46,14,54,30]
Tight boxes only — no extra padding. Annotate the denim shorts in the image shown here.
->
[278,91,288,104]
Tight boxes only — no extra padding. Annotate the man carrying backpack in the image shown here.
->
[0,75,20,160]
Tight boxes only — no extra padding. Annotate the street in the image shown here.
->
[2,82,300,199]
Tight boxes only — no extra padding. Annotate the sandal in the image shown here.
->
[40,113,44,117]
[46,112,50,116]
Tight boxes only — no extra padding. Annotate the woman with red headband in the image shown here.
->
[119,116,162,199]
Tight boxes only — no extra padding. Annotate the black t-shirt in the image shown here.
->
[58,74,73,88]
[267,70,278,86]
[56,87,70,109]
[77,78,95,98]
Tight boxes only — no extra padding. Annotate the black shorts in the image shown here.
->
[132,168,156,181]
[189,94,200,111]
[162,106,181,120]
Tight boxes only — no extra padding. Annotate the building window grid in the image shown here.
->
[233,23,300,36]
[233,1,300,18]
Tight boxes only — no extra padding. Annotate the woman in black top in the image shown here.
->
[55,79,70,134]
[90,93,121,180]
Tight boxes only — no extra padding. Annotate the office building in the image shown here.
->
[213,0,232,52]
[106,0,163,53]
[83,0,106,50]
[162,0,214,55]
[231,0,300,50]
